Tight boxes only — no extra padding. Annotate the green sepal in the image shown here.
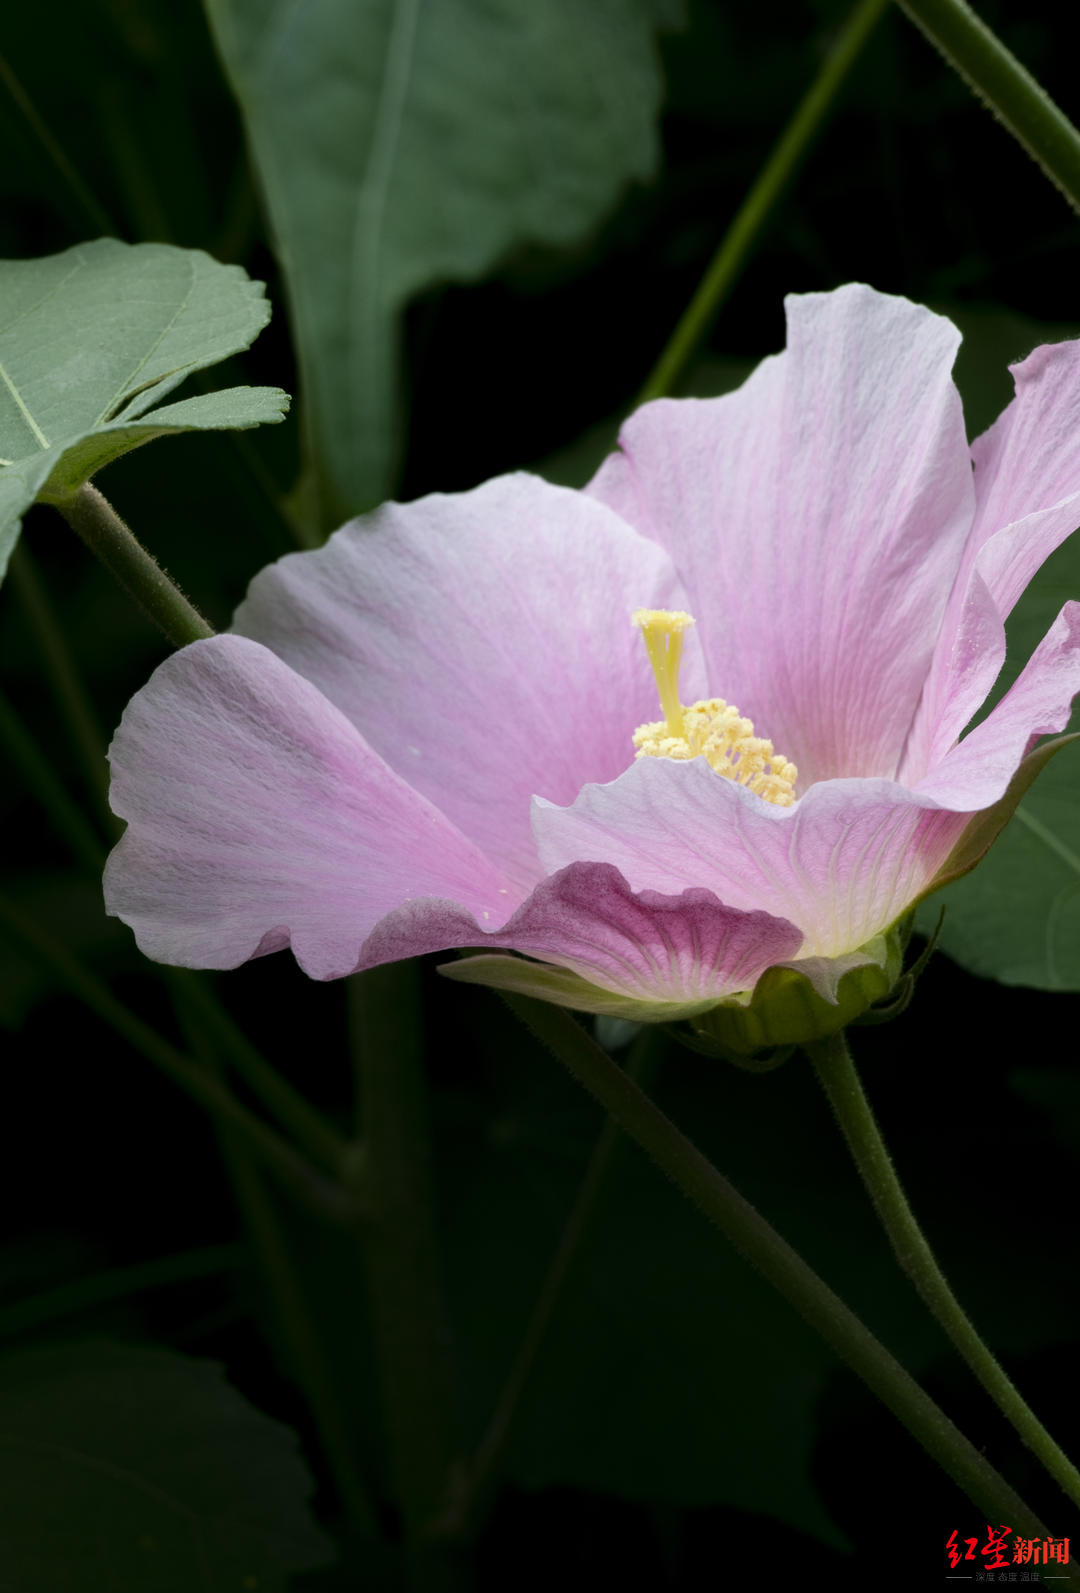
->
[441,924,906,1047]
[438,952,727,1023]
[688,926,906,1056]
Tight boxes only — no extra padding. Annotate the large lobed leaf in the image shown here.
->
[205,0,679,525]
[0,1339,333,1590]
[0,239,288,582]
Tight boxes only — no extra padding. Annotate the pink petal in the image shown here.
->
[587,284,974,786]
[903,512,1080,782]
[372,861,801,1015]
[901,339,1080,779]
[105,636,516,978]
[896,567,1005,784]
[473,860,801,1003]
[917,601,1080,809]
[532,758,968,969]
[535,604,1080,978]
[233,473,701,894]
[970,339,1080,597]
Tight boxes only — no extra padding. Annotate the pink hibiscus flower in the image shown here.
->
[104,285,1080,1042]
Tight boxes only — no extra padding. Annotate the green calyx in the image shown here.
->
[689,925,907,1056]
[444,923,912,1047]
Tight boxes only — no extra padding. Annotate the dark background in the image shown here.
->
[1,1,1078,1586]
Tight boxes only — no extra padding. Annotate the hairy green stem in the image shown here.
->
[348,963,467,1590]
[807,1028,1080,1513]
[0,892,347,1225]
[52,483,214,649]
[507,996,1077,1561]
[639,0,889,402]
[896,0,1080,215]
[8,544,115,836]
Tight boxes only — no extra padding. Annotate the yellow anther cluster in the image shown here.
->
[633,699,798,805]
[631,608,798,807]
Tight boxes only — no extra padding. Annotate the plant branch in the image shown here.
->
[506,996,1077,1562]
[639,0,889,402]
[895,0,1080,215]
[807,1027,1080,1514]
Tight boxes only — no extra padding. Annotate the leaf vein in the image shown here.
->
[1014,802,1080,876]
[92,254,199,425]
[0,356,50,449]
[348,0,423,441]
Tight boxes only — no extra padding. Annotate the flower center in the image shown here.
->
[631,608,798,807]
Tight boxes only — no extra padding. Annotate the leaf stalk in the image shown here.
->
[52,482,214,649]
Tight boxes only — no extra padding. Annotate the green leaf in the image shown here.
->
[0,1340,334,1591]
[0,239,289,581]
[205,0,679,525]
[1011,1066,1080,1158]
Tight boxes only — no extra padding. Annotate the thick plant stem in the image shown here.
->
[896,0,1080,216]
[52,483,214,648]
[807,1028,1080,1514]
[639,0,889,402]
[507,996,1078,1563]
[348,963,467,1590]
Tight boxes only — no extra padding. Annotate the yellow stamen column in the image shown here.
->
[632,608,694,739]
[631,607,798,807]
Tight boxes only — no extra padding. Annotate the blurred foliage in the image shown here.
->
[0,1340,333,1590]
[1,0,1079,1588]
[206,0,681,527]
